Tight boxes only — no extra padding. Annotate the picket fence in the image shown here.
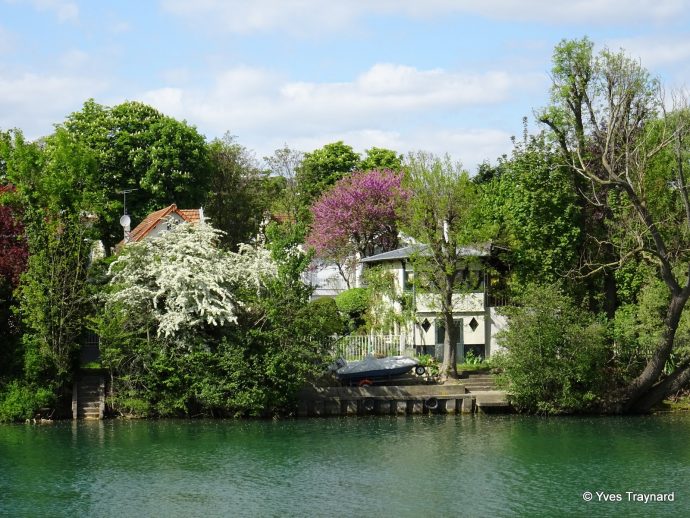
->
[331,334,407,361]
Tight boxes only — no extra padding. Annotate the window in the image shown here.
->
[436,319,462,345]
[403,266,415,292]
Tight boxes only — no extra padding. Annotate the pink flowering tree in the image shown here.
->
[306,169,409,287]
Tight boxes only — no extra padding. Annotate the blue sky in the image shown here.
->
[1,0,690,171]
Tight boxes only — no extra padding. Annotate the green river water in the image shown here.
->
[1,414,689,517]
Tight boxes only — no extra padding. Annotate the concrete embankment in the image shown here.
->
[297,381,509,416]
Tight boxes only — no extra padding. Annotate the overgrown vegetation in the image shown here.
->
[3,36,690,419]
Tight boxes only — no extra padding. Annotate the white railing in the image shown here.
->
[331,334,406,361]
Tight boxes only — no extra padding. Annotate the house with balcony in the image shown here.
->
[349,243,509,361]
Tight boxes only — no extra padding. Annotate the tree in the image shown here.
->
[361,147,403,171]
[402,152,484,378]
[539,38,690,412]
[62,99,210,251]
[18,213,91,389]
[1,128,100,216]
[483,133,582,287]
[105,221,276,343]
[206,134,273,250]
[296,141,360,204]
[306,169,409,287]
[264,145,305,225]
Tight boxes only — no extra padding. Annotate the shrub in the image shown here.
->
[0,380,55,422]
[335,288,369,332]
[495,284,608,414]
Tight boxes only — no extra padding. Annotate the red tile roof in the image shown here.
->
[126,204,202,243]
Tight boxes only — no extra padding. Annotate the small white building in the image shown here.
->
[354,244,508,361]
[118,204,204,246]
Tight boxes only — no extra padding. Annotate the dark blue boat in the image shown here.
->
[336,355,424,386]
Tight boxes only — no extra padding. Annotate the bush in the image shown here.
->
[335,288,369,332]
[495,284,609,414]
[0,380,55,422]
[306,297,343,336]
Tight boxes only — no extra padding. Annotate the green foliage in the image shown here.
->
[463,350,483,366]
[62,99,210,250]
[18,214,91,388]
[206,134,274,250]
[482,134,581,288]
[2,129,100,216]
[335,288,369,333]
[612,275,690,382]
[0,380,55,422]
[296,141,360,203]
[307,297,343,336]
[361,265,414,333]
[360,147,403,171]
[495,284,609,414]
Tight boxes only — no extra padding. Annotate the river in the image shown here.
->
[1,414,689,517]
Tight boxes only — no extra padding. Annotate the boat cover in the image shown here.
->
[336,355,418,377]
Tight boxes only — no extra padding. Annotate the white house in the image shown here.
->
[309,243,509,361]
[119,203,204,246]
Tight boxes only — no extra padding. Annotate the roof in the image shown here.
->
[360,245,427,263]
[360,243,491,263]
[127,204,202,243]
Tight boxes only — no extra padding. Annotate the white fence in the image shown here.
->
[331,335,407,361]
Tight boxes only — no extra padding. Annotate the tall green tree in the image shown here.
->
[206,134,274,250]
[296,141,360,204]
[402,152,485,378]
[484,133,582,288]
[62,99,210,251]
[18,213,91,391]
[539,38,690,412]
[361,147,403,171]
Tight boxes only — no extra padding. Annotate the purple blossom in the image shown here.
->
[306,169,410,260]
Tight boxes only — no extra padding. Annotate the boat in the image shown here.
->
[335,355,425,386]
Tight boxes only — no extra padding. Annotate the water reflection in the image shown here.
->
[1,415,688,517]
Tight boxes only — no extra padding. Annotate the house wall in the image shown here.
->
[488,307,508,357]
[369,259,500,359]
[146,214,185,239]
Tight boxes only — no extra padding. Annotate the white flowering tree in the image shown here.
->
[105,220,276,342]
[96,219,336,417]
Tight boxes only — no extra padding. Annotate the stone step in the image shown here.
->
[461,373,494,379]
[78,391,101,397]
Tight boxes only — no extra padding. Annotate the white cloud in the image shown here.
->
[137,62,523,170]
[5,0,79,22]
[607,36,690,68]
[161,0,685,35]
[140,63,527,134]
[0,71,106,136]
[280,128,512,172]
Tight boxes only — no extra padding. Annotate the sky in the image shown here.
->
[1,0,690,172]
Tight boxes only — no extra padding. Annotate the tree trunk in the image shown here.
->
[615,293,689,412]
[631,361,690,413]
[440,278,458,379]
